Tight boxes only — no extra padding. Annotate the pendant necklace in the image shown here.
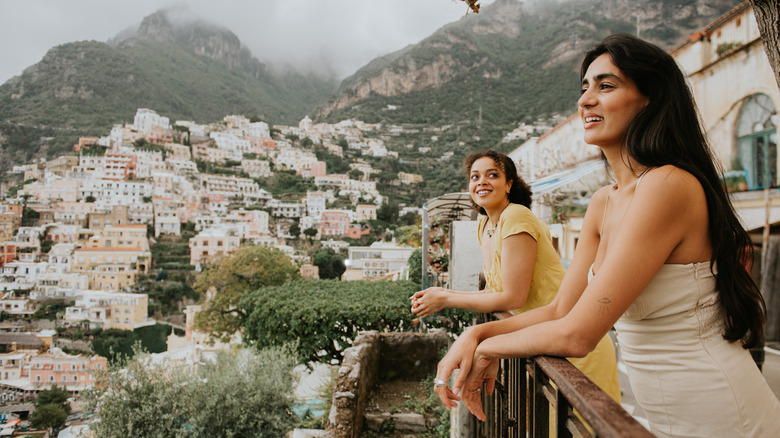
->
[486,200,510,239]
[486,221,498,238]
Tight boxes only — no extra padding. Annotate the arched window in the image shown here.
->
[737,93,778,189]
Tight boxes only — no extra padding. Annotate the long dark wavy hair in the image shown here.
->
[581,34,766,347]
[463,150,532,215]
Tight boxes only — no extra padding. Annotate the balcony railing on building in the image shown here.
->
[468,313,654,438]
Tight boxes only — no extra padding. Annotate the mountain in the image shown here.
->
[0,10,337,176]
[317,0,743,127]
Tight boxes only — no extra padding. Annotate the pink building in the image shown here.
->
[189,227,241,265]
[320,211,351,237]
[29,352,106,389]
[309,161,327,178]
[103,151,137,180]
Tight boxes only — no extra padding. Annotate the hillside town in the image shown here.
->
[0,0,778,436]
[0,107,432,422]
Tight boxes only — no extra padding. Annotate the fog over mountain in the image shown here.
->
[0,0,497,84]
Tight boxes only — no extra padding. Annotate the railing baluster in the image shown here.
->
[462,313,655,437]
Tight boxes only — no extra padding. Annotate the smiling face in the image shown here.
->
[578,53,649,150]
[469,157,511,212]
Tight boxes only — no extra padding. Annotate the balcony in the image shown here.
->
[465,313,653,438]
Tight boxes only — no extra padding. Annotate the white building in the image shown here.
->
[134,108,170,133]
[344,242,415,280]
[267,200,306,219]
[80,180,153,206]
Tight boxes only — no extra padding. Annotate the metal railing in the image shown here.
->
[469,314,654,438]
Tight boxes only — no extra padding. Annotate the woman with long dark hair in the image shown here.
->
[412,149,620,403]
[433,34,780,437]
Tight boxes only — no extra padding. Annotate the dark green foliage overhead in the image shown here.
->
[241,279,476,363]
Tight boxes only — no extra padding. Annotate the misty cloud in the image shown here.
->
[0,0,497,84]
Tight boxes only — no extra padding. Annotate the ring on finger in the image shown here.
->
[433,378,447,388]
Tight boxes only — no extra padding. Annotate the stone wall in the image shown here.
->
[326,330,449,438]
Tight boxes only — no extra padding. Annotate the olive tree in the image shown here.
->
[85,345,298,438]
[193,244,300,341]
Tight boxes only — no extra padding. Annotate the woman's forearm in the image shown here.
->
[443,289,527,313]
[471,300,565,343]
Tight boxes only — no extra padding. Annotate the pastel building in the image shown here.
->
[344,241,415,280]
[63,290,148,330]
[189,226,241,266]
[319,210,354,237]
[134,108,170,133]
[356,204,377,222]
[28,350,107,389]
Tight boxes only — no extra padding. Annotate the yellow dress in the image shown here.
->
[478,203,621,403]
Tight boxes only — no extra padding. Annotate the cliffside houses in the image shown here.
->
[0,107,422,334]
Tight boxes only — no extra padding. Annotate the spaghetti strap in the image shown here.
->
[600,195,609,237]
[635,167,652,188]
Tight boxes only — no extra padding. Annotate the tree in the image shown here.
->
[242,279,475,363]
[85,346,298,437]
[303,227,318,239]
[377,202,400,223]
[399,211,420,226]
[32,384,71,436]
[408,248,423,285]
[85,195,96,203]
[31,403,68,435]
[289,221,301,238]
[749,0,780,90]
[301,137,314,148]
[36,384,71,413]
[312,248,346,280]
[193,245,300,340]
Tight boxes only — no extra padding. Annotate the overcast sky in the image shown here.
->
[0,0,497,84]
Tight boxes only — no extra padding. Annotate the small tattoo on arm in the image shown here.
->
[598,297,612,315]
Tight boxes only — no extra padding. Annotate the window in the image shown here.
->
[737,93,778,189]
[36,376,41,382]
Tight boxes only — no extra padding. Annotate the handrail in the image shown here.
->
[469,314,655,437]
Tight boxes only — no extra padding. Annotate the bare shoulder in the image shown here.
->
[589,185,612,210]
[641,165,704,199]
[637,165,708,218]
[580,185,612,236]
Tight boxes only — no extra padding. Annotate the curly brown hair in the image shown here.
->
[463,150,532,215]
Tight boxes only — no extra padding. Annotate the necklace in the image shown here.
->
[485,201,509,238]
[486,221,498,238]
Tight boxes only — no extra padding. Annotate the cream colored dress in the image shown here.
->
[612,262,780,437]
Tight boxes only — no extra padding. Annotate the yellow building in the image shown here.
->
[0,212,21,243]
[89,224,149,250]
[73,247,150,291]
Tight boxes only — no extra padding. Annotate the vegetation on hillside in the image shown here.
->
[0,33,336,177]
[323,0,741,127]
[86,345,299,437]
[241,279,476,364]
[193,245,300,340]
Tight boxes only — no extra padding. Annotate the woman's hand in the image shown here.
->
[459,354,499,421]
[433,327,480,408]
[411,288,448,318]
